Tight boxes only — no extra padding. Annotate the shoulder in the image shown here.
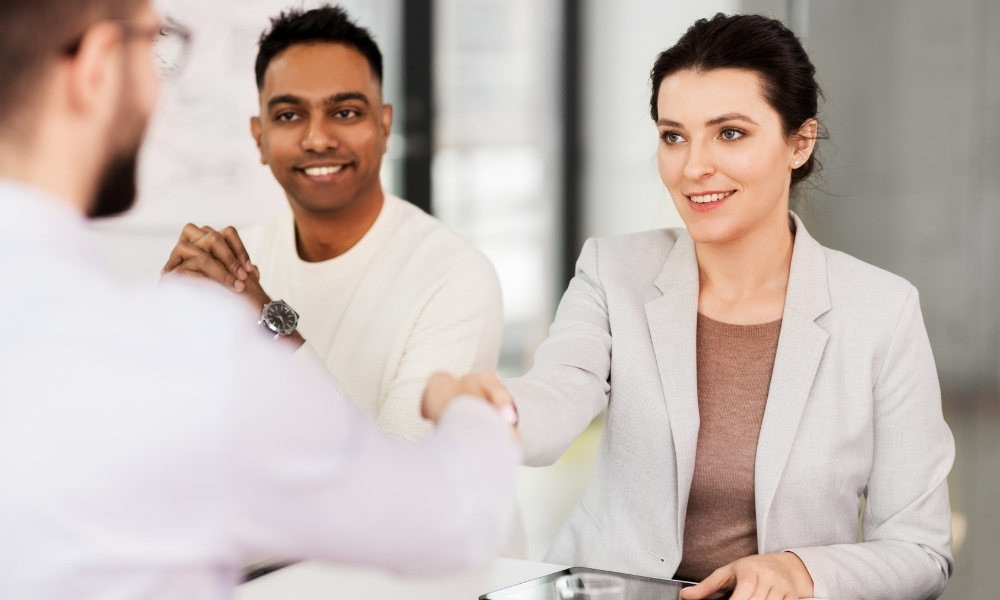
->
[822,245,917,314]
[580,227,687,283]
[588,228,684,259]
[386,195,499,280]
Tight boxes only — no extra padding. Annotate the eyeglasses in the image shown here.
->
[63,17,193,81]
[150,18,192,81]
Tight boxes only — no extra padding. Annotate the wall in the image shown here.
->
[771,0,1000,399]
[580,0,738,241]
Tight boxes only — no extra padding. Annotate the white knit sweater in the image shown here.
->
[241,194,504,442]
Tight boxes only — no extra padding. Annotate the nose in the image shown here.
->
[301,117,338,153]
[682,138,715,181]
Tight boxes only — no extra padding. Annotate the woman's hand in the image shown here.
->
[680,552,814,600]
[421,372,518,430]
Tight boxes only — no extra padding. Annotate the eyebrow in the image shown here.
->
[267,92,371,111]
[656,113,760,128]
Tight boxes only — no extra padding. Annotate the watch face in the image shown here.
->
[264,301,298,335]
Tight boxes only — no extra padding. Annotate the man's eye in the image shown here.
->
[333,109,359,119]
[275,112,298,122]
[720,128,744,140]
[661,131,684,144]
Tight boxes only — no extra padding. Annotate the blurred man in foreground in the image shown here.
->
[0,0,519,598]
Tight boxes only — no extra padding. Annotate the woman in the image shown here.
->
[424,13,954,600]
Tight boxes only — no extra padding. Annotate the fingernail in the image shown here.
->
[234,280,245,292]
[245,261,254,271]
[237,267,247,279]
[498,404,518,426]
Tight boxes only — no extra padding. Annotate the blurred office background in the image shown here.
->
[101,0,998,596]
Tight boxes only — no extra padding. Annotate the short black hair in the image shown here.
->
[254,5,383,91]
[650,13,825,188]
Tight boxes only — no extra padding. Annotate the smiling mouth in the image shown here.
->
[301,165,345,176]
[688,191,735,204]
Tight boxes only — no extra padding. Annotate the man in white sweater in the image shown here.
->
[0,0,519,597]
[162,5,503,443]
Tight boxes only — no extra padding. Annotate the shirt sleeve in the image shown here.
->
[374,251,504,442]
[226,335,521,576]
[788,287,954,600]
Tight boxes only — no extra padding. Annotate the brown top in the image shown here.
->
[674,313,782,582]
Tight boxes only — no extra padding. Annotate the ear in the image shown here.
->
[250,115,266,165]
[790,118,818,168]
[65,22,125,118]
[379,103,393,151]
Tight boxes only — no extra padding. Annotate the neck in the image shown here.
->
[291,187,385,262]
[0,120,98,216]
[695,211,794,323]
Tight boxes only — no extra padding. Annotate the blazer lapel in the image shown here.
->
[755,213,832,547]
[644,231,701,542]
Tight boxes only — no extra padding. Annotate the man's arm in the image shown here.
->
[375,254,504,442]
[161,223,305,350]
[227,330,520,575]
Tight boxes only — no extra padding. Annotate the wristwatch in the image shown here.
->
[258,299,299,340]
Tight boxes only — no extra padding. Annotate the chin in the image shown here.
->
[683,217,746,246]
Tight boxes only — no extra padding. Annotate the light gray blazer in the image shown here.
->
[505,214,954,600]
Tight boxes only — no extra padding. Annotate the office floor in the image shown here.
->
[517,404,1000,599]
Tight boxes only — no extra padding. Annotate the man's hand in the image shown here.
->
[421,372,519,432]
[680,552,814,600]
[162,224,255,294]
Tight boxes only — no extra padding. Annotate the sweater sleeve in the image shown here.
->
[375,251,504,442]
[788,287,954,600]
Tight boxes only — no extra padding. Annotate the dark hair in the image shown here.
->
[650,13,824,187]
[0,0,140,130]
[255,5,383,91]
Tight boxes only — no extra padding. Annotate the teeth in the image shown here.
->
[689,191,733,203]
[303,165,344,176]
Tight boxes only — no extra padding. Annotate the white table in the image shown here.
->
[236,557,567,600]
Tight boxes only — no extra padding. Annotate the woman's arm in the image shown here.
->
[787,286,954,600]
[504,238,614,466]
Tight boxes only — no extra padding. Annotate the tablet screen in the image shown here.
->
[480,566,693,600]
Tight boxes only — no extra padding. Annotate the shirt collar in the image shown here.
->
[0,178,102,263]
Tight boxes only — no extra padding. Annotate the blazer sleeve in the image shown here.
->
[505,238,613,467]
[789,287,955,600]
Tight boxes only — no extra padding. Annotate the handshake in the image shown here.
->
[421,372,520,435]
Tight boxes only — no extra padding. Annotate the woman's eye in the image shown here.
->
[720,128,744,140]
[661,131,684,144]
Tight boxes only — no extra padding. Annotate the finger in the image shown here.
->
[163,223,213,273]
[192,227,247,281]
[219,226,254,273]
[680,566,735,599]
[728,571,760,600]
[174,249,245,292]
[464,374,518,425]
[466,373,513,407]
